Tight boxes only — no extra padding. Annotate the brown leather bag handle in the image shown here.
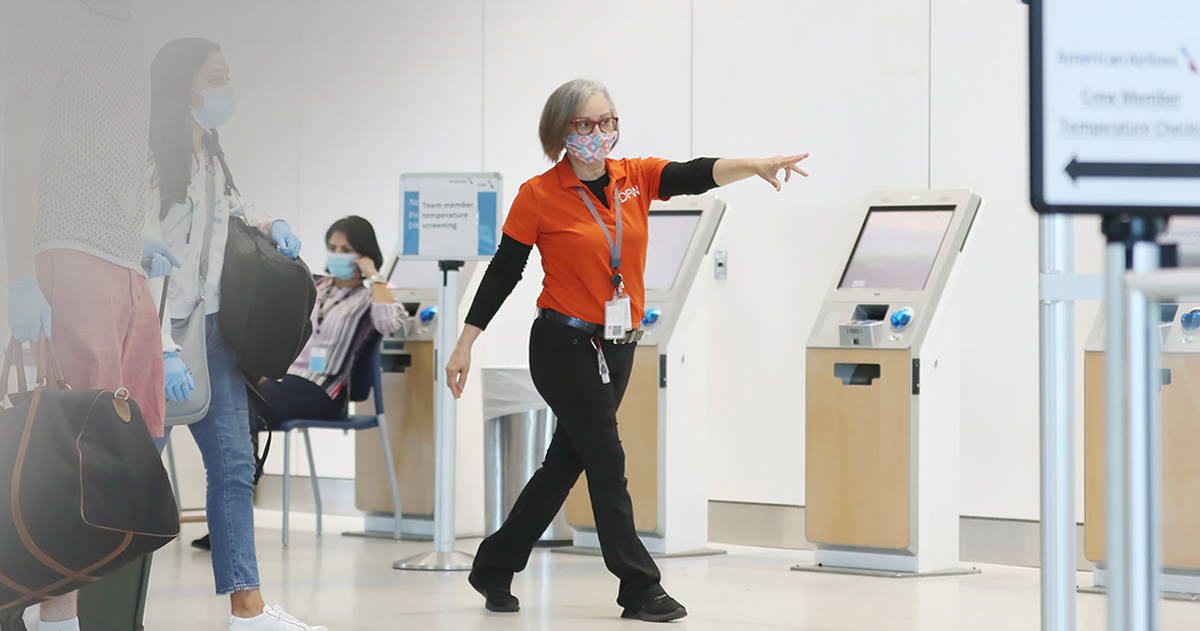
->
[3,337,29,396]
[34,333,68,390]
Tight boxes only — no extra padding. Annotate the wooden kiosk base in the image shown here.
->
[1084,350,1200,570]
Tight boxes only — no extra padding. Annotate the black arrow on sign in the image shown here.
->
[1067,157,1200,182]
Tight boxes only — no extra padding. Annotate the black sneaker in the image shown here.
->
[191,534,211,551]
[621,594,688,622]
[468,572,519,613]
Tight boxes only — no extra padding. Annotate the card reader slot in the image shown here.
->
[834,363,881,386]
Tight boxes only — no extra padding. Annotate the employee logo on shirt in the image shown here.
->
[618,185,641,203]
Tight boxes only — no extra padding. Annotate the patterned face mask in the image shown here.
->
[564,130,618,165]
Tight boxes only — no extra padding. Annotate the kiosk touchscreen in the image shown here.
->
[1083,307,1200,594]
[805,190,980,574]
[353,254,476,538]
[563,196,726,555]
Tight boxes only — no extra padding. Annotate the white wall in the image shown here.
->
[697,0,932,506]
[0,0,1093,531]
[930,0,1043,520]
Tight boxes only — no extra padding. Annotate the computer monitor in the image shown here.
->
[645,210,703,291]
[387,258,442,289]
[838,207,955,291]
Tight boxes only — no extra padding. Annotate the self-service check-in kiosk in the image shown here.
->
[562,195,726,555]
[1084,303,1200,594]
[803,190,980,574]
[353,256,475,538]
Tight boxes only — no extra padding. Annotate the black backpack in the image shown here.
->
[203,130,317,382]
[219,215,318,381]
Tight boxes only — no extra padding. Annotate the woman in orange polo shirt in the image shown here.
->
[446,78,808,623]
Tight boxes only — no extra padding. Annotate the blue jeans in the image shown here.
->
[156,314,260,595]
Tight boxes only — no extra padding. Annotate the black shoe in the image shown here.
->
[468,571,519,613]
[621,594,688,622]
[191,534,211,551]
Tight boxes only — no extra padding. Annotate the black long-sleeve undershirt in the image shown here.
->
[464,158,719,330]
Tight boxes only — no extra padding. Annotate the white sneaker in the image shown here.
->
[228,605,328,631]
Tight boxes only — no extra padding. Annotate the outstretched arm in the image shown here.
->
[713,154,810,191]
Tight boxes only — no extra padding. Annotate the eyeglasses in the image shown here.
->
[571,116,619,135]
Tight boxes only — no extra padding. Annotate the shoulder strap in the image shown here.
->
[198,154,217,297]
[3,338,28,395]
[158,275,171,326]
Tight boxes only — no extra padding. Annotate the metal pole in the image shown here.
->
[1040,213,1076,631]
[1124,238,1162,631]
[435,264,459,554]
[1103,216,1166,631]
[1104,220,1131,631]
[395,260,473,571]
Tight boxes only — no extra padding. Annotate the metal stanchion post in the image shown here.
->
[1125,235,1163,631]
[1040,213,1076,631]
[1102,216,1165,631]
[1103,218,1131,631]
[394,260,474,571]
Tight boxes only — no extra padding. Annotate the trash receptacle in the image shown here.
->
[482,367,573,545]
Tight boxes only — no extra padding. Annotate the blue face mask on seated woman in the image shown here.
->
[191,86,236,130]
[326,253,360,280]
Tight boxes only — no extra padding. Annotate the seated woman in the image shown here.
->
[256,215,410,421]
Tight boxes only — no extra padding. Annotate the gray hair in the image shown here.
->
[539,79,618,162]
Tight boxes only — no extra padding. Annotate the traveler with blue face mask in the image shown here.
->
[445,79,809,623]
[253,216,410,422]
[144,38,320,631]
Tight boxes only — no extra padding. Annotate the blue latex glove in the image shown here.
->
[163,351,195,403]
[142,235,181,279]
[419,305,438,325]
[271,221,302,259]
[7,278,52,341]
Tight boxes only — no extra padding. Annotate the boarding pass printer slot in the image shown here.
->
[839,304,888,347]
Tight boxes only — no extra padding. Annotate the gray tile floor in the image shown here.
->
[23,520,1200,630]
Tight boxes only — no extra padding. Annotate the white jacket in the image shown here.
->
[143,155,279,354]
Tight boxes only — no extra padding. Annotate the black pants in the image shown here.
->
[256,375,347,423]
[472,319,663,609]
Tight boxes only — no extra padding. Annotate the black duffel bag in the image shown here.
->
[0,338,179,618]
[219,216,318,381]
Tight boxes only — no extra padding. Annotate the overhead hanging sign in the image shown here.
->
[1031,0,1200,214]
[400,173,503,260]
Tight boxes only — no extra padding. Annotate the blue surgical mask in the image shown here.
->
[191,86,236,130]
[326,253,359,281]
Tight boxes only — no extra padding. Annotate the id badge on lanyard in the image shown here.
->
[605,291,632,340]
[310,346,329,373]
[575,186,632,341]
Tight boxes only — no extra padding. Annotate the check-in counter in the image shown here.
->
[804,190,980,574]
[564,195,726,555]
[1084,303,1200,593]
[354,258,475,538]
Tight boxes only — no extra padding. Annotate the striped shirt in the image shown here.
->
[289,277,409,398]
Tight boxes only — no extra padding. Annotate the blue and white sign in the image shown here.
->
[400,173,503,261]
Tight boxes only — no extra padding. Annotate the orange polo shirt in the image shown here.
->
[503,157,670,327]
